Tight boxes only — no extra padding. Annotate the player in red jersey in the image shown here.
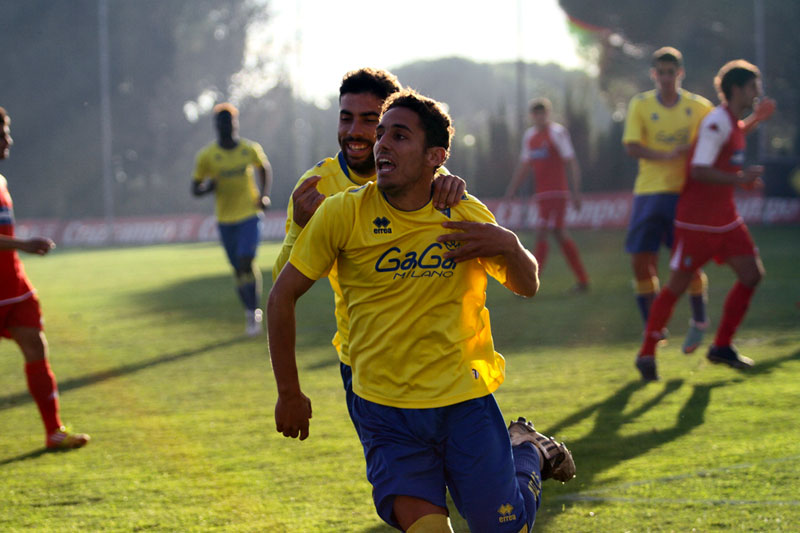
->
[0,107,89,448]
[635,61,771,380]
[505,97,589,291]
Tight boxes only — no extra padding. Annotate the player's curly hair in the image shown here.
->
[212,102,239,118]
[340,68,401,101]
[652,46,683,68]
[714,60,760,103]
[382,89,454,159]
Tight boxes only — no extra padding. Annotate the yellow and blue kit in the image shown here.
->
[289,181,542,531]
[623,88,712,195]
[192,139,268,224]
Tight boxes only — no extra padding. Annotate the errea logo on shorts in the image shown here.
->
[373,216,392,234]
[498,503,517,523]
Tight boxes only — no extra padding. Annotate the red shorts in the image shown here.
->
[536,196,567,229]
[670,224,757,272]
[0,293,43,338]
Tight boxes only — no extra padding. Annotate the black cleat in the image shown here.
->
[707,345,753,369]
[635,355,659,381]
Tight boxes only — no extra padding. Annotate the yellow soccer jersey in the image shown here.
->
[289,181,508,409]
[623,89,713,194]
[193,139,268,224]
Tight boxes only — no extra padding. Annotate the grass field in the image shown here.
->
[1,226,798,532]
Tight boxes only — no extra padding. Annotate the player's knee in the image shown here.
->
[688,270,708,296]
[741,268,763,288]
[406,514,453,533]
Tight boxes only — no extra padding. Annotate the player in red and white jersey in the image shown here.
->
[0,106,89,449]
[505,97,589,291]
[635,60,772,380]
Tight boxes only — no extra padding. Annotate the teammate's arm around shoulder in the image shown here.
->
[437,219,538,297]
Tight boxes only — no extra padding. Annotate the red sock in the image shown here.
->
[560,238,589,284]
[25,358,62,435]
[641,287,679,356]
[534,240,549,271]
[714,282,755,347]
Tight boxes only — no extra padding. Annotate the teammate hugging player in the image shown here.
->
[268,89,574,532]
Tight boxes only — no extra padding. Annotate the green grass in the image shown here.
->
[1,227,798,532]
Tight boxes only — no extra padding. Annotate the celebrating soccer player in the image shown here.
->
[192,103,272,336]
[505,97,590,292]
[268,90,574,532]
[635,60,773,381]
[0,106,90,449]
[271,68,465,432]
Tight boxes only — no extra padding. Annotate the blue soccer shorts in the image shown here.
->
[625,193,680,254]
[352,393,540,531]
[217,215,261,268]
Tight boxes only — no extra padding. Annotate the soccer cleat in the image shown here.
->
[245,308,263,337]
[635,355,659,381]
[682,319,708,354]
[707,345,754,369]
[47,427,90,449]
[508,417,575,482]
[568,282,590,294]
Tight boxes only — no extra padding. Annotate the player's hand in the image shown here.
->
[572,193,583,211]
[432,174,466,210]
[668,145,691,159]
[275,392,313,440]
[20,237,55,255]
[739,165,765,190]
[258,196,271,210]
[753,97,776,123]
[438,220,517,263]
[292,175,325,228]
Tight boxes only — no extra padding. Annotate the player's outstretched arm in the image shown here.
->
[267,264,316,440]
[438,221,539,297]
[431,173,466,210]
[691,164,764,188]
[0,235,55,255]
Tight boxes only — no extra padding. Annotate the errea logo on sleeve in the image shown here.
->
[372,216,392,234]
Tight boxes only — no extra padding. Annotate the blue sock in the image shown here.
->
[689,294,707,324]
[636,293,655,324]
[513,442,542,531]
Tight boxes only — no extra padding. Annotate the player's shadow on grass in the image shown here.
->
[0,336,244,413]
[532,348,800,531]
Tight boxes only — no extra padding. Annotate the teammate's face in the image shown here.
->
[374,107,435,197]
[338,92,384,177]
[651,61,683,94]
[0,122,11,160]
[215,112,237,140]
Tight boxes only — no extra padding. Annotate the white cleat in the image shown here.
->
[245,308,263,337]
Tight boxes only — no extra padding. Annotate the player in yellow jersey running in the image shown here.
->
[193,103,272,336]
[268,90,574,532]
[272,68,465,432]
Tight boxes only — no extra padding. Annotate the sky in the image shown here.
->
[256,0,584,106]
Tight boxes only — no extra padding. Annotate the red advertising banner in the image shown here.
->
[15,192,800,247]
